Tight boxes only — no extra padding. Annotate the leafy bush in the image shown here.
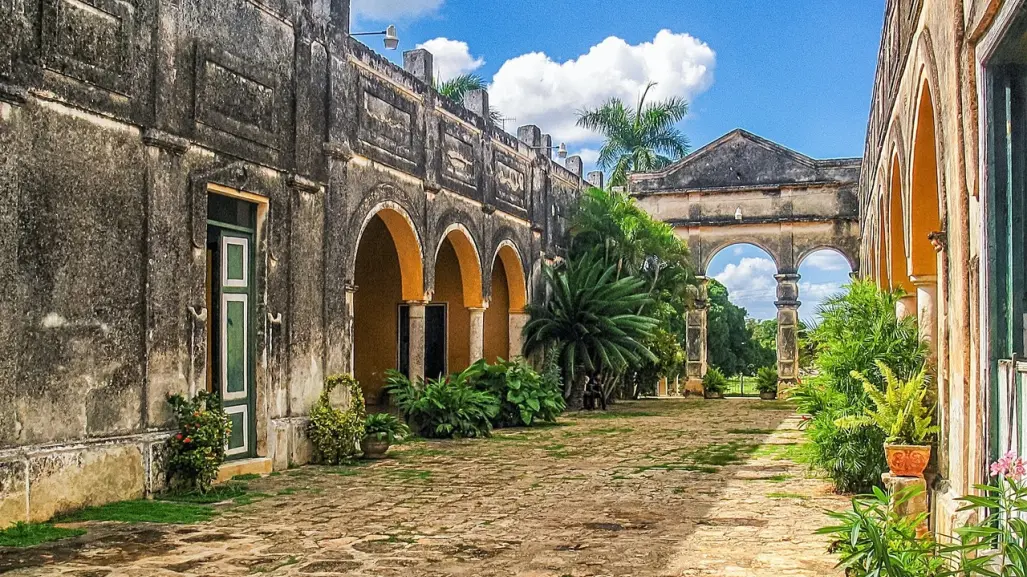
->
[166,391,232,493]
[364,413,410,444]
[702,367,729,394]
[801,281,927,493]
[386,366,500,439]
[817,485,942,577]
[755,367,779,394]
[474,358,565,427]
[308,374,366,465]
[837,362,937,445]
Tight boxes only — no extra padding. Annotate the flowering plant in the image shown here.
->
[947,451,1027,575]
[166,391,232,493]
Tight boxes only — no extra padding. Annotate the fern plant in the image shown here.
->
[385,366,500,439]
[702,367,729,394]
[836,361,938,446]
[755,367,779,394]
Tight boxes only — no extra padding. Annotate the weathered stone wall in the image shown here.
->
[859,0,1025,537]
[0,0,584,526]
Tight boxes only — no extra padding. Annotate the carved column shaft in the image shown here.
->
[685,277,709,396]
[407,302,427,381]
[468,307,486,362]
[775,274,801,388]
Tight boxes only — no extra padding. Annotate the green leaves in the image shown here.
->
[308,374,366,465]
[576,81,690,188]
[385,367,500,439]
[165,391,233,493]
[474,358,565,427]
[839,362,938,445]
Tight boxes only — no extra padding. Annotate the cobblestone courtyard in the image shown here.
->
[1,399,846,576]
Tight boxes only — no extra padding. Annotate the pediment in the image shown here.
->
[632,129,853,191]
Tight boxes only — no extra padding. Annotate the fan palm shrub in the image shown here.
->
[576,82,690,187]
[523,253,659,410]
[435,74,503,123]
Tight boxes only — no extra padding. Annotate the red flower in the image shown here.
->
[184,437,193,444]
[175,433,183,440]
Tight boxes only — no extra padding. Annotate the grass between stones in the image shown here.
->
[576,411,659,420]
[0,522,85,548]
[767,492,810,501]
[727,428,776,435]
[56,500,217,525]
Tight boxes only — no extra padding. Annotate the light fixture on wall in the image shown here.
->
[735,207,743,221]
[352,25,399,50]
[530,142,568,159]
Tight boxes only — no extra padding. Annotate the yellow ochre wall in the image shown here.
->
[485,262,511,362]
[354,216,402,406]
[433,240,471,373]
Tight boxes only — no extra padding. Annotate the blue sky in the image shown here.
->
[352,0,883,319]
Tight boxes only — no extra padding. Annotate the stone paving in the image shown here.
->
[0,399,847,576]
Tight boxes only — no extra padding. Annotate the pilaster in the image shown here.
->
[775,273,801,389]
[468,307,486,362]
[685,277,709,395]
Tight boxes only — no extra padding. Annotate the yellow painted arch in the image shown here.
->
[494,242,528,313]
[909,79,941,278]
[437,225,486,308]
[888,156,914,293]
[358,203,425,302]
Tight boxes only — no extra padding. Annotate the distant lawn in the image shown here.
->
[57,500,216,525]
[0,522,85,548]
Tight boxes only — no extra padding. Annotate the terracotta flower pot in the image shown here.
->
[759,391,777,400]
[885,444,931,477]
[361,437,391,459]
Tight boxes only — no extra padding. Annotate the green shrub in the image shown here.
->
[817,485,942,577]
[386,366,500,439]
[702,367,729,394]
[364,413,410,444]
[755,367,778,394]
[166,391,232,493]
[837,362,938,445]
[802,281,927,493]
[474,358,566,427]
[308,374,366,465]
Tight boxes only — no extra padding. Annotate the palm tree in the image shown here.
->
[523,253,659,410]
[576,82,690,187]
[435,74,504,124]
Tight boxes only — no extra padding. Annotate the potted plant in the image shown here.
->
[361,413,410,459]
[837,362,938,478]
[755,367,779,400]
[702,367,728,399]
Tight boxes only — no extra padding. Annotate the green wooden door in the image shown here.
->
[215,230,256,460]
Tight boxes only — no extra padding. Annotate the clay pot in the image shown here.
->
[704,391,724,399]
[361,437,391,459]
[885,444,931,477]
[759,391,777,401]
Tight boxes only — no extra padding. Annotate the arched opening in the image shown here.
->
[797,248,854,322]
[484,243,528,362]
[878,189,889,288]
[910,80,942,278]
[889,156,914,292]
[706,243,780,395]
[353,206,424,406]
[431,227,485,376]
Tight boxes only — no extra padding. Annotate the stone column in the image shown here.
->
[407,302,427,381]
[684,277,709,396]
[509,311,531,360]
[896,293,917,320]
[468,307,486,363]
[344,284,358,374]
[775,274,801,390]
[911,275,938,347]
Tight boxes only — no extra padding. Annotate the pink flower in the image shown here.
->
[990,451,1027,481]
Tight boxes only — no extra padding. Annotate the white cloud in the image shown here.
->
[351,0,443,21]
[801,250,850,272]
[488,30,716,145]
[416,38,484,82]
[800,282,844,301]
[714,257,778,305]
[732,246,744,256]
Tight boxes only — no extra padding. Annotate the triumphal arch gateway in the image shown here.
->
[631,129,861,393]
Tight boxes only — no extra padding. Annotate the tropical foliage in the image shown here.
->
[837,362,937,446]
[702,367,729,395]
[435,74,503,123]
[386,366,500,439]
[473,358,565,427]
[576,82,690,187]
[795,281,928,493]
[706,280,775,376]
[363,413,410,445]
[755,367,779,395]
[523,252,659,409]
[165,391,232,493]
[308,374,367,465]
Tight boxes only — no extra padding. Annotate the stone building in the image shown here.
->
[630,129,861,395]
[859,0,1026,533]
[0,0,586,527]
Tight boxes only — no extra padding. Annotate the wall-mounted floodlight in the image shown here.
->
[735,207,743,221]
[530,142,569,159]
[352,25,399,50]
